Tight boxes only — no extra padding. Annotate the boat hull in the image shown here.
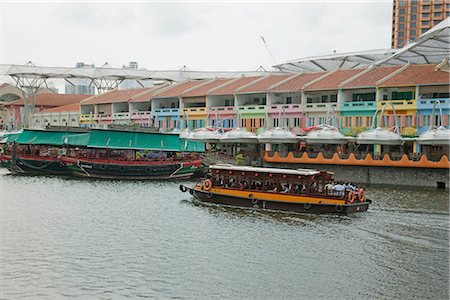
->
[10,157,70,175]
[62,158,202,180]
[182,186,371,215]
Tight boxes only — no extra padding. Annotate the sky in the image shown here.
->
[1,1,393,73]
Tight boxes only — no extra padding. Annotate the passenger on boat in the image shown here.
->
[332,183,345,197]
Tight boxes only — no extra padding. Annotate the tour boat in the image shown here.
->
[180,164,371,214]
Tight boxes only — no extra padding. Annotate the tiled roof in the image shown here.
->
[40,103,80,113]
[237,74,292,93]
[82,88,152,105]
[181,78,234,97]
[6,93,88,107]
[153,80,208,98]
[341,66,402,88]
[129,84,170,102]
[378,64,450,87]
[270,72,328,92]
[207,76,263,95]
[304,68,366,91]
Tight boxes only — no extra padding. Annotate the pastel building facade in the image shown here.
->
[78,63,449,136]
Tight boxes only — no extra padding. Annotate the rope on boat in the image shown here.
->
[169,162,184,178]
[76,160,91,177]
[20,159,54,170]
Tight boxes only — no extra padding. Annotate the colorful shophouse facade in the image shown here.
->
[78,63,450,135]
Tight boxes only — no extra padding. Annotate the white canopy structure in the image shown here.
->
[275,18,450,72]
[377,17,450,66]
[274,49,398,72]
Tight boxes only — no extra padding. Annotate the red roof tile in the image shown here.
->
[82,88,152,105]
[153,80,208,98]
[181,78,234,97]
[129,84,170,102]
[341,66,402,88]
[207,76,263,96]
[377,64,450,87]
[237,74,292,93]
[269,72,328,92]
[304,68,366,91]
[6,93,89,107]
[40,103,80,113]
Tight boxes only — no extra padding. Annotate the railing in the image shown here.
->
[208,106,236,114]
[153,108,180,115]
[417,98,450,109]
[182,107,207,115]
[130,111,151,118]
[377,99,416,110]
[80,114,94,121]
[95,113,112,120]
[237,105,267,114]
[304,103,337,111]
[267,103,302,113]
[340,101,376,111]
[264,151,450,169]
[112,112,130,120]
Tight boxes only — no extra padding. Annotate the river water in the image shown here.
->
[0,168,448,299]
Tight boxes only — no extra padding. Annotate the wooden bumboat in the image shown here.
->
[180,164,371,215]
[61,156,203,180]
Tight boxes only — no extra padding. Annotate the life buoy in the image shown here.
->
[347,191,355,204]
[179,185,187,193]
[203,179,212,191]
[189,189,194,195]
[358,189,365,202]
[304,202,311,210]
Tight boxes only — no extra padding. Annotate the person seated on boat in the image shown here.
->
[331,182,344,197]
[324,181,334,195]
[343,182,356,193]
[241,180,249,189]
[282,184,290,193]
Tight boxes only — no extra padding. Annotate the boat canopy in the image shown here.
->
[304,124,347,145]
[418,126,450,145]
[220,127,259,144]
[210,164,321,176]
[257,127,298,144]
[7,129,205,152]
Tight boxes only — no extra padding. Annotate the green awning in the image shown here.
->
[0,132,21,144]
[87,130,204,152]
[8,129,205,152]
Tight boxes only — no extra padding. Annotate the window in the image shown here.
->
[398,31,405,37]
[355,117,363,127]
[399,16,405,22]
[434,4,442,9]
[286,97,292,104]
[399,1,406,7]
[398,39,404,45]
[422,13,430,18]
[411,7,417,13]
[422,21,430,25]
[399,8,405,14]
[319,117,324,125]
[410,29,416,36]
[422,28,428,33]
[447,12,450,17]
[434,12,442,17]
[405,115,413,127]
[330,94,337,102]
[344,117,352,127]
[308,117,315,127]
[411,14,417,21]
[410,22,416,28]
[423,115,430,126]
[422,5,430,10]
[399,23,405,29]
[273,118,279,127]
[294,118,300,127]
[321,95,328,102]
[366,116,373,127]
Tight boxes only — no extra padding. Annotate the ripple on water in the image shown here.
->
[0,171,448,299]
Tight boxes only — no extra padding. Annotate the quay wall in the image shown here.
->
[263,162,449,188]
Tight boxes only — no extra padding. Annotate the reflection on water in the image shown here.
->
[0,169,448,299]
